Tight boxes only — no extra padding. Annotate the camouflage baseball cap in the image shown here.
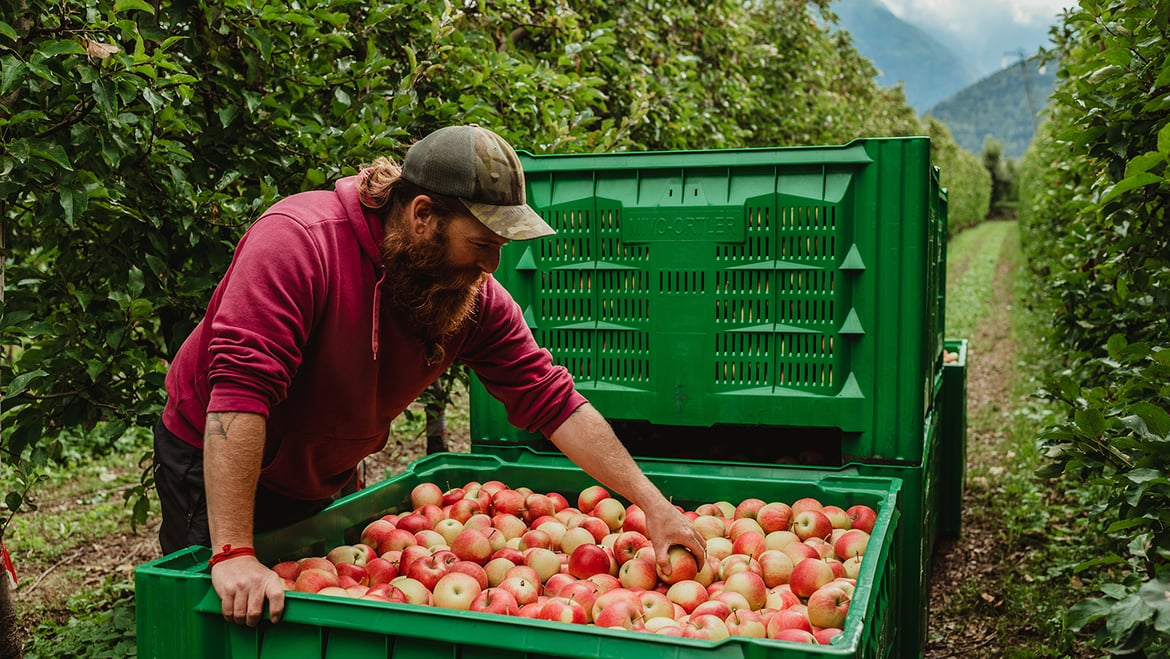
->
[400,125,555,241]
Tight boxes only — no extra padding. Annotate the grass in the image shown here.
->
[931,219,1104,656]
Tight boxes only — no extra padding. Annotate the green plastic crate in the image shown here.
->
[471,137,948,464]
[939,338,968,539]
[136,452,901,659]
[471,409,940,658]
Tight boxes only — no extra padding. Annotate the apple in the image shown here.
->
[468,586,519,615]
[683,613,730,641]
[706,537,734,562]
[804,536,834,560]
[498,575,541,606]
[757,549,795,588]
[556,508,584,527]
[727,518,765,542]
[416,503,445,528]
[771,628,817,643]
[656,545,699,584]
[521,493,556,524]
[694,554,720,587]
[842,555,864,579]
[591,497,627,531]
[441,486,465,506]
[618,557,659,591]
[316,585,353,598]
[516,602,543,618]
[573,516,610,544]
[765,530,801,552]
[782,541,820,566]
[790,497,823,514]
[722,570,767,610]
[410,482,444,509]
[568,543,613,579]
[593,598,645,631]
[483,557,516,587]
[691,599,733,620]
[535,520,567,550]
[732,530,767,560]
[585,572,622,594]
[335,562,369,586]
[543,572,576,598]
[733,498,766,520]
[559,581,600,620]
[540,596,589,624]
[821,505,852,530]
[433,518,465,546]
[792,510,833,541]
[589,587,639,620]
[448,498,481,523]
[546,491,570,512]
[693,515,727,540]
[846,504,877,534]
[517,528,551,552]
[364,556,399,586]
[559,527,596,557]
[577,485,610,514]
[645,617,683,634]
[491,489,527,518]
[789,558,835,599]
[814,626,844,645]
[766,584,801,610]
[807,583,851,629]
[272,561,299,580]
[833,529,870,560]
[665,579,709,614]
[725,609,767,637]
[612,531,652,565]
[359,519,396,553]
[766,608,813,635]
[396,512,432,534]
[405,553,448,591]
[294,568,340,593]
[756,502,794,533]
[445,559,489,590]
[503,564,540,584]
[622,504,649,535]
[295,556,336,576]
[432,571,482,610]
[479,480,506,496]
[464,513,493,532]
[388,576,432,606]
[523,547,562,583]
[414,529,446,550]
[326,544,370,567]
[718,554,756,581]
[637,589,674,621]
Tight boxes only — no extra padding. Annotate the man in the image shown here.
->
[153,125,706,627]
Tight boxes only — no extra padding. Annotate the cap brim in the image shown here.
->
[463,200,556,241]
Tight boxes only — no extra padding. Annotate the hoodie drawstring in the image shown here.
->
[372,270,387,361]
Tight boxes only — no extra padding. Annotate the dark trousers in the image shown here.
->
[152,420,332,555]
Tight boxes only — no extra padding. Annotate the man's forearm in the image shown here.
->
[547,404,675,516]
[204,411,266,549]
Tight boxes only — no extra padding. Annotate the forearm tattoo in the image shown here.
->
[205,412,242,442]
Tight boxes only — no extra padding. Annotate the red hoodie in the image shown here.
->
[162,175,586,499]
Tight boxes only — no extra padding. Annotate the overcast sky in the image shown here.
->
[877,0,1080,73]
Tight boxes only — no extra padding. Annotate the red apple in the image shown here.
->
[821,505,852,530]
[756,502,794,533]
[573,516,611,544]
[792,510,833,541]
[727,517,765,542]
[683,613,730,641]
[559,527,596,557]
[691,599,733,620]
[540,596,588,624]
[410,482,443,509]
[621,504,649,535]
[498,575,541,606]
[656,545,699,585]
[405,553,448,591]
[593,598,645,631]
[523,493,557,524]
[789,558,834,599]
[766,608,813,635]
[388,576,431,606]
[470,586,519,616]
[441,486,465,506]
[693,515,728,540]
[732,531,767,560]
[758,549,795,588]
[568,543,613,579]
[590,497,627,532]
[814,627,844,645]
[334,561,369,586]
[618,557,659,591]
[807,583,851,629]
[846,504,877,534]
[483,557,515,587]
[665,579,709,614]
[734,498,766,520]
[771,628,817,643]
[523,547,562,583]
[396,512,432,534]
[271,560,299,581]
[725,608,767,637]
[612,531,652,565]
[585,572,622,594]
[766,584,801,610]
[432,571,482,610]
[722,570,768,611]
[449,498,481,523]
[577,485,610,514]
[294,568,339,593]
[790,497,823,514]
[491,489,527,518]
[518,529,552,551]
[364,556,399,586]
[447,560,489,590]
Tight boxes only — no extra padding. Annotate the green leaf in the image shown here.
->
[1138,579,1170,633]
[1106,594,1153,635]
[1,56,23,96]
[0,20,16,41]
[1075,407,1106,437]
[1159,122,1170,155]
[1067,597,1112,630]
[6,369,48,397]
[1106,517,1149,534]
[114,0,155,14]
[33,143,73,171]
[39,39,87,57]
[1126,152,1165,177]
[4,492,21,512]
[1101,172,1162,204]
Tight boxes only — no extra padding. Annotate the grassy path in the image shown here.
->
[927,220,1096,657]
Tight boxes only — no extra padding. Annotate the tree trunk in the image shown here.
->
[0,570,21,659]
[425,401,447,455]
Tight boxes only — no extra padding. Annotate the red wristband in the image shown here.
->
[208,544,256,566]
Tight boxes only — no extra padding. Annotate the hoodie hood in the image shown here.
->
[335,174,389,360]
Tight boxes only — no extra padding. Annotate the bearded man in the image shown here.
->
[152,125,706,627]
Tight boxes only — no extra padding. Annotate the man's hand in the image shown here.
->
[643,499,707,579]
[211,556,286,626]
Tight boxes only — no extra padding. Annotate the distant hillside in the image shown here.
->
[927,57,1057,160]
[832,0,980,112]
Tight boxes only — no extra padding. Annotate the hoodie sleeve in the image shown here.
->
[206,213,326,416]
[458,278,588,437]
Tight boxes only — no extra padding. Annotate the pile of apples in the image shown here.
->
[272,480,877,646]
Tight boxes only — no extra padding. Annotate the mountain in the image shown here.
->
[926,57,1057,161]
[831,0,981,112]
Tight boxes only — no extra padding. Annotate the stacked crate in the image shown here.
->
[468,137,967,657]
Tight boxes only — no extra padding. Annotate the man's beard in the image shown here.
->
[380,222,486,356]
